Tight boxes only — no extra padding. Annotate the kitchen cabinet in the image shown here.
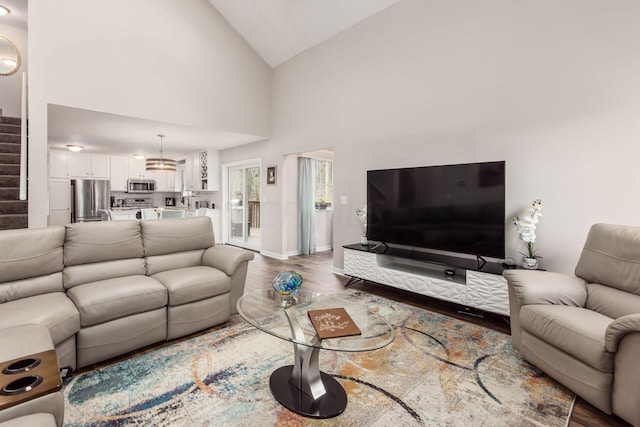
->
[176,153,199,191]
[185,153,199,191]
[153,172,165,192]
[49,150,69,178]
[110,156,128,191]
[128,158,154,179]
[174,151,218,192]
[91,155,110,179]
[175,161,185,192]
[168,172,177,191]
[68,153,110,179]
[153,171,176,192]
[49,179,71,226]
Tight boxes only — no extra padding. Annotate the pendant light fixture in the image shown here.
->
[146,134,176,172]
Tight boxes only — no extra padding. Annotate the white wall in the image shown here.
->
[28,0,271,227]
[265,0,640,274]
[282,154,299,256]
[315,210,333,252]
[0,24,27,117]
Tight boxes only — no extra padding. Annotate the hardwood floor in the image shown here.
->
[246,250,630,427]
[76,249,629,426]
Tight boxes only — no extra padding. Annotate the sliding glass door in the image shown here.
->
[227,162,261,251]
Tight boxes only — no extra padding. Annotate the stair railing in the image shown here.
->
[19,71,27,201]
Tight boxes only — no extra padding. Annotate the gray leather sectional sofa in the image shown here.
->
[0,216,254,426]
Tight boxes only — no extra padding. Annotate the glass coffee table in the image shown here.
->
[236,289,395,418]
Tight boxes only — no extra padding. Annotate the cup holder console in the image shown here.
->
[0,375,43,396]
[2,358,41,375]
[0,350,62,410]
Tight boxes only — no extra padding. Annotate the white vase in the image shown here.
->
[360,235,369,246]
[522,257,538,269]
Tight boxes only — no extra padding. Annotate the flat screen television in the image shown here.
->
[367,161,505,259]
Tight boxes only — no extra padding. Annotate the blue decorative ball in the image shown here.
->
[272,270,303,296]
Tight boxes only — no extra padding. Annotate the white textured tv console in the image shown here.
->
[343,245,509,316]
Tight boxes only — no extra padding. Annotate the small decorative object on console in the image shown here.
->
[308,307,362,339]
[356,205,368,246]
[272,270,303,307]
[512,199,543,269]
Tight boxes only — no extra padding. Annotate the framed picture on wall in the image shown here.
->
[267,166,277,185]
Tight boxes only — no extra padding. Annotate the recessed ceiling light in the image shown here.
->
[66,144,84,152]
[2,58,16,67]
[0,6,10,16]
[133,154,145,160]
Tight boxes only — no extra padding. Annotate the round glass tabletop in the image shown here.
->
[236,289,395,352]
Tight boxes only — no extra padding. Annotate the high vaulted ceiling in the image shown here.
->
[1,0,401,65]
[208,0,400,67]
[1,0,401,156]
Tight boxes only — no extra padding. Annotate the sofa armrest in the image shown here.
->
[503,270,588,307]
[202,245,255,276]
[202,245,254,314]
[611,331,640,425]
[605,314,640,352]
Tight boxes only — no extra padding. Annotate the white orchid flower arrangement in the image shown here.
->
[512,199,543,259]
[355,205,367,236]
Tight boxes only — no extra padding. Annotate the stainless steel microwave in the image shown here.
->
[126,179,156,193]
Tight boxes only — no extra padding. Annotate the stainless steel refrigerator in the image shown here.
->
[71,179,110,222]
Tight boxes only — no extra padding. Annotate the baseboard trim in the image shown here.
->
[260,250,288,260]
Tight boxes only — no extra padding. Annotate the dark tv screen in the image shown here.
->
[367,161,505,258]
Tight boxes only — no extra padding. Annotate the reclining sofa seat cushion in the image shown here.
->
[141,217,232,339]
[63,220,167,368]
[519,305,613,372]
[0,227,79,369]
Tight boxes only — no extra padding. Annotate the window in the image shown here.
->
[314,160,333,210]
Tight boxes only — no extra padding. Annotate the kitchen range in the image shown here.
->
[111,197,155,219]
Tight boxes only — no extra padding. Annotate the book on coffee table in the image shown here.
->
[307,307,362,339]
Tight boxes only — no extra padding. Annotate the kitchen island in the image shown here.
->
[103,207,219,240]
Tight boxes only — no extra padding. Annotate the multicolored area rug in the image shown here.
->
[62,290,574,426]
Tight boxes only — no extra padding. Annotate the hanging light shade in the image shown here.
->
[146,134,176,172]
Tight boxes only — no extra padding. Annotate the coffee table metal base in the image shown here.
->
[269,365,347,418]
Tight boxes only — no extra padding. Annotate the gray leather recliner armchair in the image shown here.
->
[504,223,640,426]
